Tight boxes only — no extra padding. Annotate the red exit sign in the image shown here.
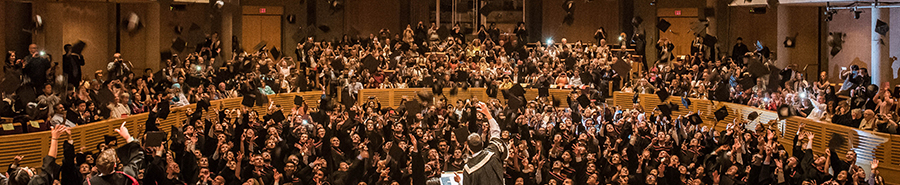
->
[259,8,266,13]
[674,10,682,15]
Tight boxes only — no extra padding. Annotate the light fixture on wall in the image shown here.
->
[823,3,836,22]
[853,8,862,19]
[123,12,142,33]
[329,0,343,11]
[286,14,296,24]
[215,0,225,9]
[32,15,44,31]
[650,0,656,5]
[824,10,835,21]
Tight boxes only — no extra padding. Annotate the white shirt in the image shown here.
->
[108,103,131,119]
[859,118,877,131]
[806,98,826,121]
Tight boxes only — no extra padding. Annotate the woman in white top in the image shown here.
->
[277,59,294,78]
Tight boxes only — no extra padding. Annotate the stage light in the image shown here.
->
[546,38,553,46]
[799,92,807,99]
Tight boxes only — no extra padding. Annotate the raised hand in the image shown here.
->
[114,122,130,140]
[871,159,879,170]
[51,125,68,139]
[13,155,23,164]
[274,170,283,181]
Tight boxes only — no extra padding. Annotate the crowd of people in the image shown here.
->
[0,21,888,185]
[625,36,898,134]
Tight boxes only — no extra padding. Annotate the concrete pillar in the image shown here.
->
[435,0,440,27]
[871,7,889,85]
[775,6,790,68]
[0,1,6,54]
[221,7,233,61]
[705,0,716,36]
[146,2,161,73]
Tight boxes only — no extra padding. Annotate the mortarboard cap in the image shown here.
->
[197,99,210,111]
[714,106,728,121]
[702,35,718,47]
[632,93,640,103]
[170,125,185,143]
[270,110,286,123]
[668,102,680,111]
[241,95,256,107]
[656,90,670,101]
[657,19,672,31]
[875,19,889,36]
[747,57,768,77]
[270,47,281,59]
[172,37,187,52]
[688,114,703,125]
[657,104,672,116]
[454,127,469,143]
[72,40,87,54]
[104,135,117,145]
[510,83,526,97]
[777,104,792,119]
[577,94,591,107]
[748,111,759,121]
[294,95,305,105]
[362,55,379,72]
[611,59,632,76]
[713,81,730,101]
[508,96,523,112]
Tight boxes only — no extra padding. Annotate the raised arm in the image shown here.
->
[477,102,500,139]
[49,125,69,158]
[115,122,144,177]
[805,132,814,150]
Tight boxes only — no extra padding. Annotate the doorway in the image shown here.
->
[657,8,699,59]
[241,5,282,55]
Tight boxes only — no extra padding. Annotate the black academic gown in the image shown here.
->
[84,141,143,185]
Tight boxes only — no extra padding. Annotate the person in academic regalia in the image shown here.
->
[63,44,85,87]
[458,103,508,185]
[85,123,143,185]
